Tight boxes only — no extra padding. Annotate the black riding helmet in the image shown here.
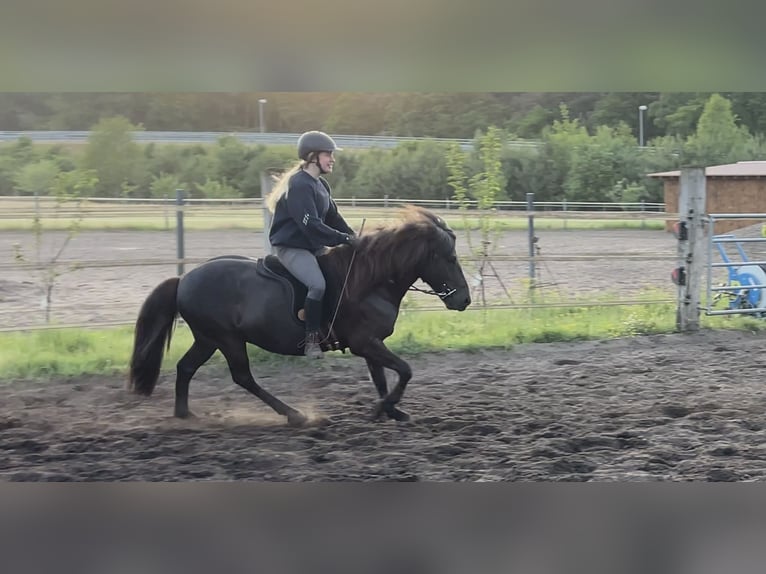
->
[297,131,342,160]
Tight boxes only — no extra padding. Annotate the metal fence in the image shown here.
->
[0,195,677,331]
[0,194,666,213]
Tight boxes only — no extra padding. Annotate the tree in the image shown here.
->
[565,124,642,202]
[724,92,766,136]
[650,93,709,138]
[684,93,751,165]
[513,105,556,139]
[13,159,60,196]
[527,104,590,201]
[53,168,99,198]
[447,126,510,305]
[13,168,97,323]
[351,141,451,200]
[215,136,255,191]
[149,173,182,199]
[587,92,661,141]
[196,178,239,199]
[82,116,145,196]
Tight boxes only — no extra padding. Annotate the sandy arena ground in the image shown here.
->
[3,329,766,481]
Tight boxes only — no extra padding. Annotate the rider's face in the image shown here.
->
[317,151,335,173]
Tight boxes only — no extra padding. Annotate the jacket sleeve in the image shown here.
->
[285,178,353,249]
[325,198,355,236]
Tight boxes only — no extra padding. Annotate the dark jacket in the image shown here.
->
[269,170,355,251]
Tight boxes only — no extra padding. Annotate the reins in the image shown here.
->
[322,218,366,344]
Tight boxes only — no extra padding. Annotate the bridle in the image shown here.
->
[323,227,458,345]
[408,283,457,300]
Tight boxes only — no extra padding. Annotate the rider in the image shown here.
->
[267,131,356,359]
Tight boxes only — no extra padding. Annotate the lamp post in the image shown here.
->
[258,98,267,133]
[638,104,647,147]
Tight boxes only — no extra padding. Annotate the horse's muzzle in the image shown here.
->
[447,293,471,311]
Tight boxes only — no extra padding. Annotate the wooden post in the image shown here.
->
[260,172,274,254]
[175,189,185,276]
[526,192,536,302]
[676,168,706,332]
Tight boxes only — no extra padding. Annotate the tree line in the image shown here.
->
[1,94,762,205]
[5,92,766,142]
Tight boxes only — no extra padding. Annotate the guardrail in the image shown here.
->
[0,131,545,151]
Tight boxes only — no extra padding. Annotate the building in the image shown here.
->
[648,161,766,234]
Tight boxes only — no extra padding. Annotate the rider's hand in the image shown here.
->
[346,235,361,250]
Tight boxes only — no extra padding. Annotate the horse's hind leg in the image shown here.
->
[218,339,308,427]
[175,338,217,419]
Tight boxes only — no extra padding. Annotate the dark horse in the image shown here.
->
[128,206,471,426]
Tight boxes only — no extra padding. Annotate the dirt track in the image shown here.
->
[4,227,766,481]
[3,329,766,481]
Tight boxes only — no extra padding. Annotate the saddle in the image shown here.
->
[255,255,343,351]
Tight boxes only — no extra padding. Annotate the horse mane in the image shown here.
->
[323,205,456,299]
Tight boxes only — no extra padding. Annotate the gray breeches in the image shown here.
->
[273,246,326,301]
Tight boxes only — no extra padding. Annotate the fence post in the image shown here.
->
[176,188,185,276]
[527,192,536,301]
[562,198,567,230]
[260,171,274,254]
[676,168,706,332]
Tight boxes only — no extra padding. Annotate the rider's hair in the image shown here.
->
[266,161,308,213]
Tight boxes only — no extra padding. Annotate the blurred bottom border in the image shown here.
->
[1,483,765,574]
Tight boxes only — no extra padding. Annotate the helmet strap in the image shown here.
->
[310,151,329,175]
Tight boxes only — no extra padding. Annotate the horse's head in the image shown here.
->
[414,210,471,311]
[338,206,471,311]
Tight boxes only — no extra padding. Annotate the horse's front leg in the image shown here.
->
[355,340,412,422]
[365,358,388,398]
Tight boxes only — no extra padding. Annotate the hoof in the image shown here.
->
[387,407,411,422]
[174,409,196,419]
[287,411,309,428]
[372,400,410,422]
[371,400,387,421]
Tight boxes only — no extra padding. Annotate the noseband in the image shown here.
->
[408,284,457,300]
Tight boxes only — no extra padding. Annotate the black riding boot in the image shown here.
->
[303,297,324,359]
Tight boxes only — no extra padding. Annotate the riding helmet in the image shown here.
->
[297,131,342,160]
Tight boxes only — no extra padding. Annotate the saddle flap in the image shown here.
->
[256,256,308,319]
[257,255,339,342]
[261,254,292,279]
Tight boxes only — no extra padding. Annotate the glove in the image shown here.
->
[345,234,361,250]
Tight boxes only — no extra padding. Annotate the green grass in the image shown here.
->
[2,301,764,380]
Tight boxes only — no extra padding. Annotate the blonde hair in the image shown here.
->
[265,161,305,213]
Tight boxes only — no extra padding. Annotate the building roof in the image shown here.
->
[648,161,766,178]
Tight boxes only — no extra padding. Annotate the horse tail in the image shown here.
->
[128,277,180,396]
